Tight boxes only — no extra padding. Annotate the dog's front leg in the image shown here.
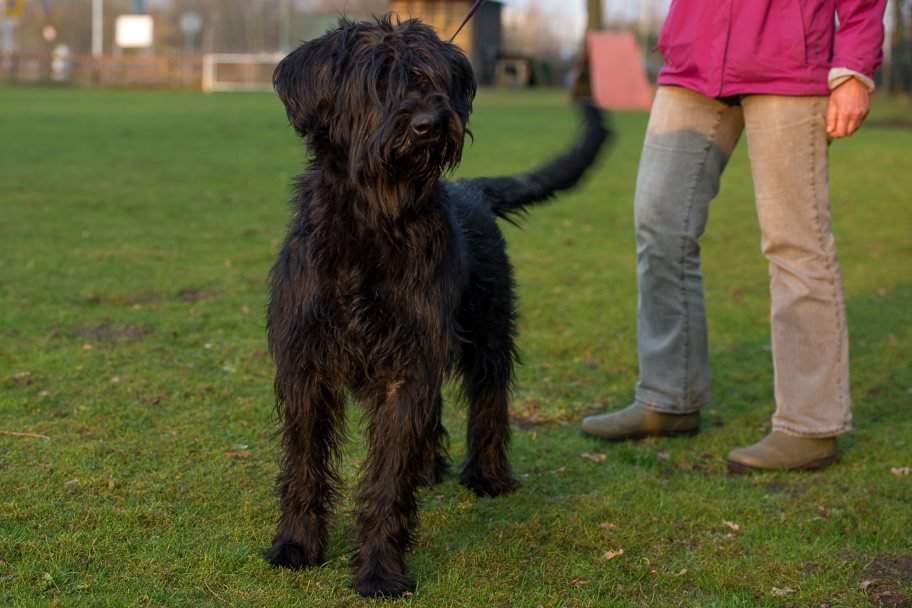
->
[418,391,450,487]
[265,375,344,570]
[350,379,440,598]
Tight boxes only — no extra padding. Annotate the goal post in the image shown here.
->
[201,53,285,93]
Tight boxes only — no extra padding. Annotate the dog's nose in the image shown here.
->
[410,113,441,138]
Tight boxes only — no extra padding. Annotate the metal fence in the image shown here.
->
[0,53,203,88]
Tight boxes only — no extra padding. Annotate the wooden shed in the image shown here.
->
[390,0,503,86]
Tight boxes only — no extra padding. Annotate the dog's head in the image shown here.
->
[273,16,476,185]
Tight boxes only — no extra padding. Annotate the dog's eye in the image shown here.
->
[412,79,428,93]
[410,73,434,93]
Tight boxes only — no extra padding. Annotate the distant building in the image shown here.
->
[390,0,503,86]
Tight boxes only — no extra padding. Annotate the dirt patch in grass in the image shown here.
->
[178,289,215,302]
[75,324,153,341]
[117,291,162,306]
[83,292,162,306]
[863,555,912,608]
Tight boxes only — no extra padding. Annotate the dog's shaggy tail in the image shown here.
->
[472,101,611,222]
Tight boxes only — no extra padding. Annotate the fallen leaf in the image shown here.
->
[771,587,796,597]
[890,466,911,476]
[226,450,250,459]
[580,452,608,463]
[603,549,624,560]
[673,568,688,577]
[723,520,741,532]
[598,522,618,530]
[861,579,873,590]
[569,577,589,586]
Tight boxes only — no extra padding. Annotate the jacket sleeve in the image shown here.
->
[832,0,888,78]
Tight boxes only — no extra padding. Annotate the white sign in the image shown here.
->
[179,12,202,35]
[115,15,154,48]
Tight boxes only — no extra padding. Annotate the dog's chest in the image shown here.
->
[319,247,434,332]
[296,197,463,353]
[320,252,458,366]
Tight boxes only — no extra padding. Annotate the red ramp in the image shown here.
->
[587,32,653,110]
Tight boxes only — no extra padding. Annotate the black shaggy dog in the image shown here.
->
[264,15,609,598]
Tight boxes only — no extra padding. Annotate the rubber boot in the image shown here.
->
[581,403,700,440]
[726,431,837,473]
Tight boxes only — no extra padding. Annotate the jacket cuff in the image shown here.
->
[828,67,875,92]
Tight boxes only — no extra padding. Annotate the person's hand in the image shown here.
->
[826,77,870,139]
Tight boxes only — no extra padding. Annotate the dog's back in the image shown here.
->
[441,99,609,293]
[456,101,609,222]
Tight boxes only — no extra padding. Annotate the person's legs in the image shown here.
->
[741,94,851,436]
[583,86,744,439]
[633,87,745,414]
[727,94,848,470]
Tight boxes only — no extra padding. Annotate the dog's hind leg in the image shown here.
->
[265,374,344,570]
[351,379,440,597]
[457,278,518,497]
[459,362,518,497]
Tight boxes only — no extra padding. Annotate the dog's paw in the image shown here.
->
[263,541,323,570]
[353,570,416,598]
[459,469,517,498]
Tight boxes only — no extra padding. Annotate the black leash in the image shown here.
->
[449,0,487,42]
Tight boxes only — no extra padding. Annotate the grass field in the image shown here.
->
[0,85,910,607]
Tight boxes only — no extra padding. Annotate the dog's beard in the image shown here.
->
[353,102,465,185]
[342,103,465,221]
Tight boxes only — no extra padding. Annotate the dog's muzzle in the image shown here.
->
[409,111,444,142]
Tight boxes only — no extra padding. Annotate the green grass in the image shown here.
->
[0,86,910,607]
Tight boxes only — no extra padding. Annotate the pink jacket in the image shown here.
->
[656,0,887,97]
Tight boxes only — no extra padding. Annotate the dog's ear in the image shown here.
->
[442,43,477,125]
[273,31,342,137]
